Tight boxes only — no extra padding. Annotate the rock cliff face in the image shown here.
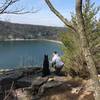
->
[0,21,67,40]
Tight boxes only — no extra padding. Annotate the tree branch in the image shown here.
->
[2,8,39,14]
[44,0,77,32]
[0,0,38,15]
[0,0,20,14]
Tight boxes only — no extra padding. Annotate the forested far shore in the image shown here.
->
[0,21,67,41]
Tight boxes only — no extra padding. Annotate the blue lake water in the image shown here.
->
[0,40,62,69]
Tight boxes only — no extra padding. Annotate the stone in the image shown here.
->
[31,77,49,95]
[0,71,23,92]
[32,77,49,87]
[16,77,32,88]
[71,86,83,94]
[38,80,63,96]
[22,67,42,76]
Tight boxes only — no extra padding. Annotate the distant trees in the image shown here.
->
[44,0,100,100]
[0,21,65,40]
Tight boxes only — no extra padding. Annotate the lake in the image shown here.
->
[0,40,62,69]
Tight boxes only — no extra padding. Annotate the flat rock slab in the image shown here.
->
[22,67,42,76]
[30,76,65,97]
[0,72,23,91]
[32,77,49,87]
[38,80,63,96]
[0,71,23,80]
[16,77,32,88]
[41,81,62,88]
[48,76,68,82]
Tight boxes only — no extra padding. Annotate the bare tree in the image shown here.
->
[44,0,100,100]
[0,0,37,15]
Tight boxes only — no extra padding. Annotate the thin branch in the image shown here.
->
[3,81,14,100]
[0,0,13,14]
[0,0,20,14]
[0,0,39,15]
[45,0,77,32]
[3,8,39,14]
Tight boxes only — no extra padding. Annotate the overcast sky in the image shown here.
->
[0,0,100,27]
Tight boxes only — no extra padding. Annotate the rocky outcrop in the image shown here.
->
[0,67,96,100]
[16,76,82,100]
[0,67,42,100]
[14,76,95,100]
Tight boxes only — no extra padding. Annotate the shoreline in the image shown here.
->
[2,39,63,44]
[0,66,41,74]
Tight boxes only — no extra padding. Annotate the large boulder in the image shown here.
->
[0,71,23,91]
[16,77,32,88]
[38,80,63,96]
[31,77,49,95]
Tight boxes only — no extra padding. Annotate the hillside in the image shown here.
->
[0,21,67,40]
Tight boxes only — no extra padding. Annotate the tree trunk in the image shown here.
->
[76,0,100,100]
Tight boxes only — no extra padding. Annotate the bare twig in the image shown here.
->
[0,0,38,15]
[0,0,20,14]
[3,81,14,100]
[3,9,39,14]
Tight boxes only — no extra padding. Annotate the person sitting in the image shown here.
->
[51,51,64,75]
[42,54,50,77]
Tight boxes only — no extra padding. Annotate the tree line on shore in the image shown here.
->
[0,21,67,41]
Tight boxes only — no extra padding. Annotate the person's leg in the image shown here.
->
[55,65,64,75]
[55,67,60,75]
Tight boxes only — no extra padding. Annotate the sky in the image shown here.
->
[0,0,100,27]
